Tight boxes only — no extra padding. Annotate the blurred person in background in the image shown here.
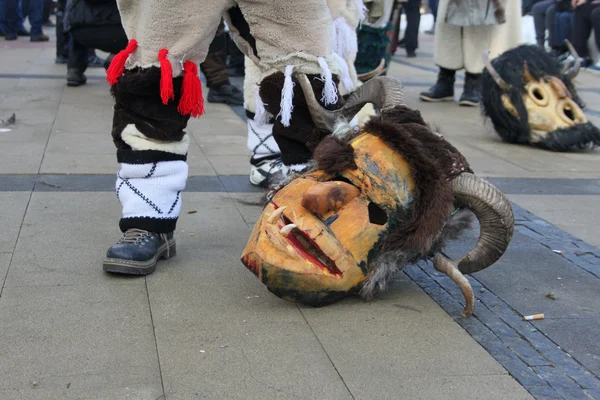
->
[199,19,244,105]
[2,0,49,40]
[426,0,439,34]
[420,0,506,106]
[395,0,421,57]
[532,0,557,47]
[571,0,600,68]
[55,0,105,66]
[63,0,127,86]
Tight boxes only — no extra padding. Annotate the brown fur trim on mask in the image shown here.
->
[363,118,455,254]
[379,107,473,179]
[313,136,357,173]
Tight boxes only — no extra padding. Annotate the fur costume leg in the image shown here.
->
[434,0,496,73]
[462,25,495,73]
[111,68,193,233]
[110,0,233,233]
[434,0,465,70]
[490,0,522,58]
[226,1,346,169]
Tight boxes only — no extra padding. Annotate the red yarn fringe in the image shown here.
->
[106,39,138,85]
[158,49,174,105]
[177,61,204,117]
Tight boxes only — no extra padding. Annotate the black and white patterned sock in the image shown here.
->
[247,119,280,160]
[116,160,188,233]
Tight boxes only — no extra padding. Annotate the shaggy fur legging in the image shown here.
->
[244,0,363,165]
[110,0,344,233]
[434,0,496,73]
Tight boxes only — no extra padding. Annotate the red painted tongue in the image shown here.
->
[272,201,342,276]
[286,228,343,276]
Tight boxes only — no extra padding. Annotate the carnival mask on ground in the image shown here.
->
[241,77,515,315]
[481,43,600,151]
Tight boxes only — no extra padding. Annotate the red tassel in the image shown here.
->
[106,39,138,85]
[177,61,204,117]
[158,49,174,105]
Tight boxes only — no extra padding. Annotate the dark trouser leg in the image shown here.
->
[42,0,50,22]
[532,0,553,47]
[403,0,421,52]
[200,19,230,89]
[429,0,438,22]
[227,34,245,72]
[21,0,29,19]
[55,0,68,58]
[2,0,20,36]
[25,0,43,36]
[546,4,557,49]
[572,3,592,58]
[593,5,600,53]
[67,36,89,72]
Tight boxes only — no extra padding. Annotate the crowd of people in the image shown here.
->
[0,0,53,41]
[527,0,600,70]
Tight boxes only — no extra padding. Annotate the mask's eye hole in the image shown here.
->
[528,84,549,106]
[330,175,355,185]
[564,104,575,121]
[368,202,387,225]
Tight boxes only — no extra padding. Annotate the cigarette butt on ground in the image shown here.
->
[523,313,545,321]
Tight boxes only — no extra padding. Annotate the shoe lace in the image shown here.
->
[118,229,150,244]
[118,229,171,258]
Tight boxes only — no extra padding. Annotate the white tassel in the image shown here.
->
[354,0,367,21]
[317,57,338,106]
[253,88,270,126]
[333,18,358,59]
[333,52,354,92]
[279,64,295,127]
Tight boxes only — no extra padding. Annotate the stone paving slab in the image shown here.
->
[147,281,353,400]
[3,192,128,288]
[509,195,600,248]
[0,192,31,253]
[0,284,163,398]
[298,275,528,396]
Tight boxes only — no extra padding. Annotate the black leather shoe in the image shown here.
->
[17,28,29,36]
[4,32,17,41]
[30,33,49,42]
[103,229,176,275]
[459,73,481,106]
[207,84,244,105]
[66,68,87,86]
[420,68,455,102]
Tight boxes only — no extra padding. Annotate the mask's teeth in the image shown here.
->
[279,224,297,237]
[267,206,287,224]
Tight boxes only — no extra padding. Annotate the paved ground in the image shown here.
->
[1,16,599,400]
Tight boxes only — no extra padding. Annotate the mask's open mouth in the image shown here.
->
[272,203,343,276]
